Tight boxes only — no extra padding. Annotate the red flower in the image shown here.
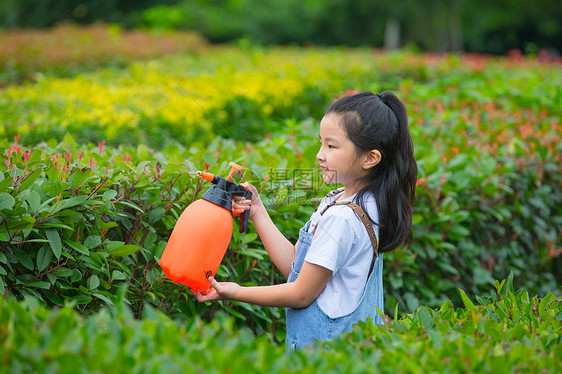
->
[98,141,105,154]
[345,89,360,96]
[416,178,426,187]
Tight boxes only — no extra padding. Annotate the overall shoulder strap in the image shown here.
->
[314,201,379,276]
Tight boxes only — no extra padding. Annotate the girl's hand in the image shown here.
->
[195,277,240,302]
[232,182,264,219]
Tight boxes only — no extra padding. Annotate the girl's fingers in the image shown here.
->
[208,276,220,290]
[232,199,251,210]
[196,278,221,302]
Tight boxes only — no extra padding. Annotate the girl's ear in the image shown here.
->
[363,149,382,170]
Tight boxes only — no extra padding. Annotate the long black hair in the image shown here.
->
[325,91,418,253]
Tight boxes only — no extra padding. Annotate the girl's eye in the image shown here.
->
[327,145,335,149]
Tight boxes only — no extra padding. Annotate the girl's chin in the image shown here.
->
[321,172,336,185]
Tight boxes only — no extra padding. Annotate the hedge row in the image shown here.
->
[6,46,555,148]
[1,117,560,338]
[1,274,560,373]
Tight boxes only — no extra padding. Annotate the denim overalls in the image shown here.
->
[286,202,384,352]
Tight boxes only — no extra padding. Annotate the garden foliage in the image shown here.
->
[0,274,560,373]
[1,38,561,341]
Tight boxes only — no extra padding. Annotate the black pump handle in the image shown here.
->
[233,186,253,233]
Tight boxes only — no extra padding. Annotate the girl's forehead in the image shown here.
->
[320,113,343,132]
[319,114,347,140]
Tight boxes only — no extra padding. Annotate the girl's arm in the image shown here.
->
[233,183,296,277]
[196,261,332,308]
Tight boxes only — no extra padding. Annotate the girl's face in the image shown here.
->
[317,113,369,193]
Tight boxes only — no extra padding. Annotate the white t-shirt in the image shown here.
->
[305,188,379,318]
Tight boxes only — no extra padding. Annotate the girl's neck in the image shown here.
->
[337,181,366,201]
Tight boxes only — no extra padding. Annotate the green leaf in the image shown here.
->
[111,270,127,281]
[538,292,553,319]
[70,168,92,188]
[24,281,51,289]
[44,292,65,306]
[3,215,36,234]
[64,240,89,255]
[70,269,82,283]
[475,295,489,306]
[458,288,475,310]
[52,267,74,278]
[19,169,42,191]
[25,190,41,214]
[93,293,114,305]
[36,246,52,272]
[71,293,92,305]
[39,223,74,230]
[99,221,118,230]
[495,303,509,321]
[223,305,246,320]
[56,196,89,212]
[88,275,100,290]
[504,271,515,295]
[84,235,102,249]
[374,305,387,325]
[115,200,144,213]
[418,306,434,329]
[0,193,15,210]
[14,249,34,271]
[80,255,103,271]
[102,189,118,201]
[241,233,258,245]
[46,229,62,260]
[109,244,139,257]
[136,161,151,174]
[436,260,459,275]
[148,207,166,223]
[105,241,125,251]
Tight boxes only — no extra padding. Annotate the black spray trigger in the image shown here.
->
[233,184,253,233]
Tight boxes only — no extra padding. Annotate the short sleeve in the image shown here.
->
[305,213,356,273]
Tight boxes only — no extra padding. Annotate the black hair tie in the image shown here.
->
[376,92,384,100]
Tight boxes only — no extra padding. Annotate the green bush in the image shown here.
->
[0,132,320,339]
[1,47,561,340]
[1,274,560,373]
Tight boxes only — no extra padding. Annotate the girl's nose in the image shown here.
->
[316,148,324,161]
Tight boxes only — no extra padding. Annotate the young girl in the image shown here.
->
[196,91,418,352]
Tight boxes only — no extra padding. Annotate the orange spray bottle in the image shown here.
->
[159,162,252,293]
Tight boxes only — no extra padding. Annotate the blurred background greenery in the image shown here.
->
[1,0,561,55]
